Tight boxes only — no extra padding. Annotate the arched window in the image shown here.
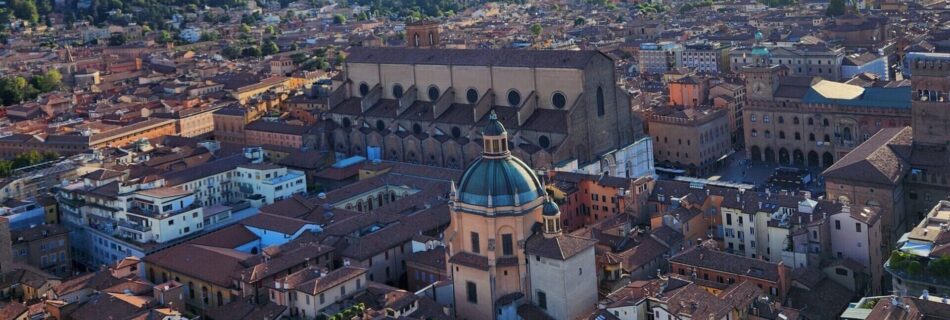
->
[376,120,385,131]
[216,291,223,306]
[413,33,420,47]
[428,32,434,45]
[466,88,479,104]
[778,116,784,124]
[765,130,771,138]
[451,126,461,138]
[508,90,522,107]
[342,117,352,128]
[808,117,814,125]
[824,134,831,142]
[202,286,209,304]
[412,123,422,134]
[539,136,550,148]
[793,117,800,124]
[809,133,815,141]
[823,119,829,127]
[596,86,605,116]
[188,281,195,299]
[552,92,566,109]
[392,84,404,98]
[428,85,440,101]
[779,131,785,139]
[751,129,758,137]
[795,132,801,140]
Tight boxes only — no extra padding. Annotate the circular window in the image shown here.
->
[392,84,404,98]
[342,117,352,128]
[507,90,521,107]
[539,135,550,148]
[466,88,479,104]
[451,126,461,138]
[552,92,566,109]
[428,86,440,101]
[376,120,385,131]
[412,123,422,134]
[359,82,369,96]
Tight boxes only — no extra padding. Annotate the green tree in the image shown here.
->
[109,33,127,46]
[10,0,39,24]
[157,30,172,44]
[332,14,346,24]
[334,52,345,66]
[41,151,59,162]
[240,23,252,33]
[930,255,950,277]
[13,150,42,168]
[242,46,262,57]
[0,160,12,177]
[0,76,35,105]
[262,40,279,55]
[573,17,585,27]
[200,31,219,42]
[826,0,846,16]
[30,69,62,93]
[529,23,542,37]
[907,260,923,275]
[222,46,242,59]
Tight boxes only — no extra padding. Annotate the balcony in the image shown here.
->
[885,256,950,288]
[128,203,201,218]
[118,220,152,233]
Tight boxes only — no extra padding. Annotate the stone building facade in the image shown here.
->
[326,47,643,172]
[741,49,912,168]
[648,106,732,176]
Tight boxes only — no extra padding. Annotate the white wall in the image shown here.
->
[528,245,597,320]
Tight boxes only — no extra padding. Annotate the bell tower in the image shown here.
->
[908,54,950,147]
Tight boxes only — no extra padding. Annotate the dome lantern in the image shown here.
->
[482,111,509,158]
[542,198,562,237]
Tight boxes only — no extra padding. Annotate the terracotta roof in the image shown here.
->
[68,292,149,320]
[448,252,489,271]
[670,245,785,282]
[288,266,367,296]
[0,303,28,320]
[407,246,447,272]
[205,300,286,320]
[190,224,260,249]
[866,296,950,320]
[822,127,912,185]
[346,47,603,69]
[142,244,252,287]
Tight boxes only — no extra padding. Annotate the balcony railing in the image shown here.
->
[118,220,152,233]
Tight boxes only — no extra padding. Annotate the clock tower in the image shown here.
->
[740,47,786,100]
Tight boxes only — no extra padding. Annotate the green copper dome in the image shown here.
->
[457,156,544,208]
[457,112,543,209]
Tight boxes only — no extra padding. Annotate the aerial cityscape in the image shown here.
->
[0,0,947,319]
